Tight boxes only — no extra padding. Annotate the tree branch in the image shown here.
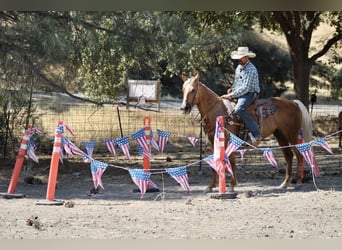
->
[309,33,342,63]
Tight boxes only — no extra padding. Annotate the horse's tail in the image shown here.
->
[293,100,313,142]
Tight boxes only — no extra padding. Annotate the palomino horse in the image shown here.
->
[180,73,313,192]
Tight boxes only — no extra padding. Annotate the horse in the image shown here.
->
[180,73,313,192]
[339,111,342,148]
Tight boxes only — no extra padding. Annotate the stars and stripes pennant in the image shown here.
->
[223,154,234,178]
[262,148,278,168]
[137,144,152,159]
[115,136,130,160]
[313,138,333,154]
[90,160,108,189]
[103,139,116,157]
[187,136,199,147]
[27,135,39,163]
[295,142,320,177]
[166,166,191,193]
[82,141,96,162]
[157,129,171,153]
[203,155,219,173]
[30,127,44,135]
[238,149,247,161]
[150,130,160,152]
[131,128,149,151]
[225,134,245,157]
[214,116,226,177]
[55,124,64,134]
[128,169,158,199]
[131,128,152,159]
[64,123,76,136]
[62,137,87,158]
[203,155,234,178]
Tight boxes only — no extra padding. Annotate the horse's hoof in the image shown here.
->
[294,183,304,190]
[203,187,213,194]
[278,183,288,189]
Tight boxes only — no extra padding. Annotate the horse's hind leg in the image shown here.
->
[278,147,294,189]
[293,147,305,185]
[274,131,293,189]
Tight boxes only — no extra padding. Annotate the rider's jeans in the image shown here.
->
[234,92,260,138]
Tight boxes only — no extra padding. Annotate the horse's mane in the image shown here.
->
[199,82,221,100]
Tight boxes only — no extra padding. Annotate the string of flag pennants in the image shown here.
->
[24,122,341,198]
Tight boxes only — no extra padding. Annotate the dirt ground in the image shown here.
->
[0,136,341,239]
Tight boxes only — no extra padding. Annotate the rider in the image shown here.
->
[221,46,262,146]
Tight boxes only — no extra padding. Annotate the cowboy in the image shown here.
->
[221,46,262,146]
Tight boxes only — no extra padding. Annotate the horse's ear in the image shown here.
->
[194,72,200,81]
[181,73,188,82]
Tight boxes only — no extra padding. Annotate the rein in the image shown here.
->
[187,81,241,135]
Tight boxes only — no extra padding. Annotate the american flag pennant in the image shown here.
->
[157,129,171,153]
[225,134,245,157]
[27,135,39,163]
[136,144,153,159]
[115,136,130,160]
[187,136,199,147]
[103,139,116,157]
[214,117,226,178]
[90,160,108,189]
[131,128,149,152]
[62,137,87,158]
[295,143,320,177]
[237,149,247,161]
[203,155,219,174]
[262,148,278,168]
[82,141,96,162]
[214,117,224,160]
[313,138,333,154]
[64,123,76,136]
[150,131,160,152]
[55,124,64,134]
[137,145,143,156]
[128,169,158,199]
[31,127,44,135]
[131,128,153,159]
[223,154,235,178]
[166,166,191,193]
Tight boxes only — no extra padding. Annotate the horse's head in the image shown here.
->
[180,73,200,114]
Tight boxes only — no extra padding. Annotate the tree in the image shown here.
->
[260,11,342,107]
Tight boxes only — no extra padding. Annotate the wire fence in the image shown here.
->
[33,102,203,154]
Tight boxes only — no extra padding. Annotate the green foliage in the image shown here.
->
[331,68,342,99]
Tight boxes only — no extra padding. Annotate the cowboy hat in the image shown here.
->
[230,46,256,59]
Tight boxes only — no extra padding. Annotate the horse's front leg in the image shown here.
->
[279,147,294,189]
[204,169,218,193]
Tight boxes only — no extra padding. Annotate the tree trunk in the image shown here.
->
[290,49,312,108]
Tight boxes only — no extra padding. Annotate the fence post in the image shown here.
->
[36,121,64,205]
